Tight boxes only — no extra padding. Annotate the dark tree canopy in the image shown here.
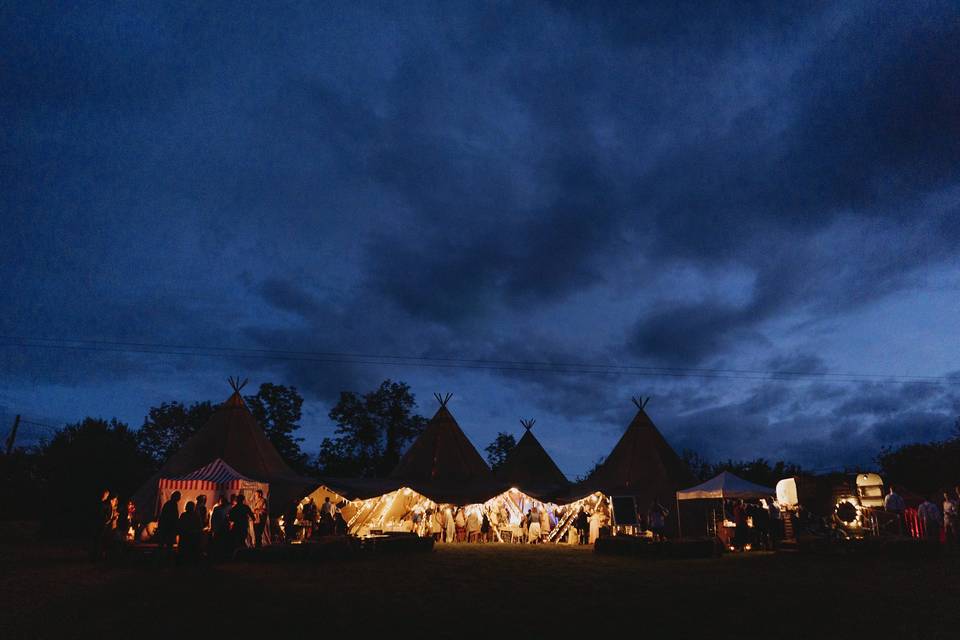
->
[37,417,154,534]
[485,432,516,470]
[317,380,426,477]
[244,383,309,473]
[136,383,309,473]
[681,450,802,486]
[137,400,215,465]
[576,457,605,483]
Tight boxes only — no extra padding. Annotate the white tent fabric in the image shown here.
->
[676,471,774,501]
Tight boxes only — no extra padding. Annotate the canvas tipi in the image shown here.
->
[494,419,570,501]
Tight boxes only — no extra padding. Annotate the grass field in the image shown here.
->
[2,542,959,639]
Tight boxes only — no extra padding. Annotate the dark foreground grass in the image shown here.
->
[2,543,959,639]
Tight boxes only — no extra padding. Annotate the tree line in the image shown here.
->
[2,379,958,534]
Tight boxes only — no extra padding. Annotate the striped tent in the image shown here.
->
[157,458,269,519]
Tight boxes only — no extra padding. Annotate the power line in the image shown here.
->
[0,334,955,386]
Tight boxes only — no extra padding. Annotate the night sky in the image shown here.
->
[3,2,959,478]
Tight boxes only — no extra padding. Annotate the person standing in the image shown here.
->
[444,506,455,543]
[195,495,209,530]
[158,491,181,560]
[252,490,268,547]
[575,508,589,545]
[455,507,467,543]
[589,509,603,544]
[539,506,551,540]
[942,491,957,544]
[178,501,202,564]
[229,494,255,552]
[648,502,668,542]
[467,508,481,543]
[210,495,230,556]
[884,486,906,534]
[90,489,111,561]
[917,496,941,541]
[732,500,749,550]
[301,498,318,539]
[528,510,542,544]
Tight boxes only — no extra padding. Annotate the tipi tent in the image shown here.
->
[676,472,774,501]
[494,419,570,501]
[389,394,502,504]
[134,379,316,517]
[573,398,692,509]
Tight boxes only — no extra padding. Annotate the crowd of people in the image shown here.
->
[89,488,273,564]
[282,496,348,542]
[90,481,960,563]
[155,489,270,562]
[728,498,781,551]
[90,489,139,562]
[887,485,960,543]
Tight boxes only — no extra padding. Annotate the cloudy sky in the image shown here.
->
[3,2,959,477]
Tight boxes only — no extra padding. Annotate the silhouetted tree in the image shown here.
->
[576,457,605,483]
[485,432,516,470]
[37,418,154,536]
[0,448,43,520]
[681,449,713,481]
[708,458,803,488]
[878,437,960,495]
[137,400,215,464]
[245,383,309,473]
[317,380,426,477]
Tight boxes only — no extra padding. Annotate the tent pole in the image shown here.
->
[676,493,682,539]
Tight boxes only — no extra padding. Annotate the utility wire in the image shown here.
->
[0,335,955,385]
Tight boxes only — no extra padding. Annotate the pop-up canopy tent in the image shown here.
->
[675,471,774,538]
[157,458,269,514]
[677,471,774,501]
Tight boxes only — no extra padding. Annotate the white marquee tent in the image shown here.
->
[676,471,774,501]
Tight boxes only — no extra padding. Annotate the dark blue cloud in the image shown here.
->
[2,2,959,475]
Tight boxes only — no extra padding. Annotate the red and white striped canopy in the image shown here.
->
[158,458,261,491]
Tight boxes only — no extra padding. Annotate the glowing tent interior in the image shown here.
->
[301,397,613,543]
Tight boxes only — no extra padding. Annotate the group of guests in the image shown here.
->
[155,489,269,562]
[426,506,495,542]
[416,502,611,544]
[729,498,781,551]
[90,489,139,561]
[886,485,960,542]
[284,496,348,542]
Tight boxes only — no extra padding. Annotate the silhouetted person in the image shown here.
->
[252,489,268,547]
[918,496,941,541]
[158,491,181,560]
[284,501,299,543]
[302,498,318,539]
[943,491,958,544]
[334,509,347,536]
[90,488,111,561]
[575,508,589,545]
[178,501,203,564]
[229,494,254,551]
[210,495,230,559]
[648,502,668,541]
[885,485,906,534]
[732,500,749,550]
